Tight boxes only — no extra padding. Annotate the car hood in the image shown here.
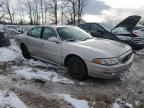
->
[112,15,141,32]
[75,38,131,58]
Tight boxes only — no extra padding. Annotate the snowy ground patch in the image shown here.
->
[22,59,50,67]
[0,47,19,62]
[112,98,133,108]
[14,66,74,84]
[0,39,21,62]
[0,90,27,108]
[58,94,89,108]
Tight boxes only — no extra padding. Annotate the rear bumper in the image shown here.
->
[86,53,134,79]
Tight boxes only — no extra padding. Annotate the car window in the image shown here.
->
[78,24,90,30]
[91,24,105,32]
[42,27,57,40]
[27,27,42,38]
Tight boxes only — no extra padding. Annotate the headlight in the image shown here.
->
[92,57,119,65]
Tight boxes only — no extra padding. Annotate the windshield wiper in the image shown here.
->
[83,37,93,41]
[64,39,76,42]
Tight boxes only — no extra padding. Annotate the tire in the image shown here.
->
[21,44,31,59]
[67,56,88,81]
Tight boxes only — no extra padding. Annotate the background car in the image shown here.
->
[4,25,22,39]
[17,25,33,34]
[16,25,134,80]
[77,15,144,50]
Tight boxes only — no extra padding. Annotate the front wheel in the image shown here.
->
[67,56,88,81]
[21,44,31,59]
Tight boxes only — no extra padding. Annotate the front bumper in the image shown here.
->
[86,53,134,79]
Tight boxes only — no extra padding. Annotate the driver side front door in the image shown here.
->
[39,27,62,64]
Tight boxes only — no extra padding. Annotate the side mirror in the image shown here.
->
[48,37,60,43]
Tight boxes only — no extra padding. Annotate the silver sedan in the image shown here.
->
[16,25,134,80]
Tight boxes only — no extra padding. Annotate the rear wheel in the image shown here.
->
[67,56,88,81]
[21,44,31,59]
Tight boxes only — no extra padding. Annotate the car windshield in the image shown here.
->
[57,26,93,41]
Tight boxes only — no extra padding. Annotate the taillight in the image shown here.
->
[132,32,138,37]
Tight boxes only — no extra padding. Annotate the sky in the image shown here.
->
[82,0,144,23]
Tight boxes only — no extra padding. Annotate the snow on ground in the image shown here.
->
[22,59,51,67]
[9,39,21,51]
[14,66,74,84]
[58,94,89,108]
[0,47,19,62]
[0,90,27,108]
[0,39,74,84]
[112,98,133,108]
[0,39,21,62]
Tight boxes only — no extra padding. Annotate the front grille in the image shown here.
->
[121,53,132,63]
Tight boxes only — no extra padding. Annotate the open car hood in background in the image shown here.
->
[112,15,141,32]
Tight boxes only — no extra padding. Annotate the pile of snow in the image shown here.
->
[0,39,21,62]
[58,94,89,108]
[0,90,27,108]
[9,39,21,52]
[112,98,133,108]
[14,66,74,84]
[0,47,19,62]
[23,59,50,67]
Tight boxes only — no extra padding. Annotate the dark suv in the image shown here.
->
[78,15,144,50]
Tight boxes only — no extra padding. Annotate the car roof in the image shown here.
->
[29,25,75,29]
[78,22,99,25]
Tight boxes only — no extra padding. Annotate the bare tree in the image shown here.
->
[0,2,6,21]
[62,0,87,25]
[0,0,87,25]
[23,0,34,24]
[67,0,77,25]
[43,2,49,24]
[2,0,13,23]
[47,0,58,25]
[77,0,87,24]
[34,0,39,24]
[40,0,44,24]
[16,0,25,23]
[77,0,81,24]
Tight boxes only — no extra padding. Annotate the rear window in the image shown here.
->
[78,24,90,30]
[112,27,130,34]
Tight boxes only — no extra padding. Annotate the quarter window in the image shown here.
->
[27,27,42,38]
[42,27,57,40]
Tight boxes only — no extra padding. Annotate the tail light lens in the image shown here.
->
[132,32,138,37]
